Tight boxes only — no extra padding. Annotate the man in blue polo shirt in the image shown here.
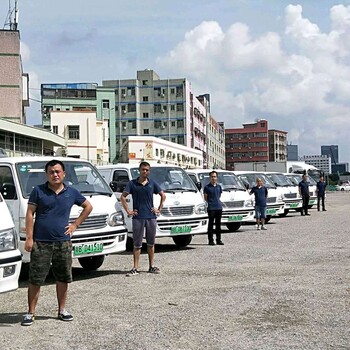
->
[250,178,268,231]
[22,159,92,326]
[120,162,166,276]
[316,176,327,211]
[299,174,310,216]
[204,171,224,245]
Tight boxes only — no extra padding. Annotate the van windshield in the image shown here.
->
[130,166,198,192]
[197,172,246,191]
[16,161,113,198]
[265,173,290,187]
[237,173,276,189]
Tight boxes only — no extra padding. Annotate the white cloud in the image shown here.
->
[157,4,350,161]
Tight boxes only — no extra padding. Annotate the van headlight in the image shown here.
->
[278,194,284,202]
[0,228,18,251]
[195,203,207,214]
[244,199,254,207]
[109,211,125,226]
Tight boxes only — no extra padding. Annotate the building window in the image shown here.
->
[68,125,80,140]
[52,126,58,134]
[143,96,148,102]
[171,137,176,143]
[127,87,135,96]
[176,103,184,111]
[171,88,175,94]
[142,80,148,85]
[128,104,136,112]
[171,121,175,127]
[177,120,184,128]
[144,129,149,135]
[143,113,149,118]
[154,104,162,113]
[154,120,161,129]
[102,100,109,109]
[178,135,184,145]
[171,105,175,111]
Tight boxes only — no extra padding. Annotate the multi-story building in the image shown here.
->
[300,155,331,174]
[321,145,339,165]
[268,129,287,161]
[287,144,298,161]
[0,29,29,123]
[225,119,269,170]
[41,70,225,167]
[50,111,109,165]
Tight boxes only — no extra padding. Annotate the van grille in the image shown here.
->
[266,197,276,203]
[222,201,244,208]
[284,193,297,198]
[161,206,194,216]
[69,214,108,230]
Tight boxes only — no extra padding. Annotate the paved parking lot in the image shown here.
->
[0,192,349,350]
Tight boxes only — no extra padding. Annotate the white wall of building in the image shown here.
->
[50,111,109,165]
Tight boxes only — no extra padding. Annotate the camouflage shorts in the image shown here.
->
[29,241,73,286]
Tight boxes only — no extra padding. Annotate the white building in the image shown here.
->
[122,136,203,169]
[300,155,331,175]
[50,111,109,165]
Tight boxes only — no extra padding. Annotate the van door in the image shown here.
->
[0,165,21,238]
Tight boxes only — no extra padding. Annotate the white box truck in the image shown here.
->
[0,192,21,293]
[186,169,255,231]
[97,164,208,248]
[0,157,128,271]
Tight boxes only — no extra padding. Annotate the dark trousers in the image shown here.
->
[317,194,325,211]
[207,209,222,243]
[301,195,310,215]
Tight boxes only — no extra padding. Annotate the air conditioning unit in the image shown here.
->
[122,93,126,98]
[122,110,127,114]
[122,126,127,130]
[161,124,165,129]
[160,108,165,113]
[160,93,165,98]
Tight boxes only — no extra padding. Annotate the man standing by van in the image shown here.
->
[299,174,310,216]
[316,176,327,211]
[249,178,268,231]
[204,171,224,245]
[22,160,92,326]
[120,162,166,276]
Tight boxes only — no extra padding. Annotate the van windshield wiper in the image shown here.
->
[80,191,112,196]
[164,188,197,192]
[222,186,245,191]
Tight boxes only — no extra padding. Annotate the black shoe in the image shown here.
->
[58,310,73,322]
[208,241,215,246]
[216,241,224,245]
[323,209,327,211]
[301,213,304,216]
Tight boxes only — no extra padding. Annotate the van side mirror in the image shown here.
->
[196,181,202,191]
[1,183,17,200]
[109,181,126,193]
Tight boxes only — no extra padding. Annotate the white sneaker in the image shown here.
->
[257,226,261,230]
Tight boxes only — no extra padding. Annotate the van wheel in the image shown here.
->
[78,255,105,271]
[172,235,192,247]
[226,222,241,232]
[265,216,271,223]
[126,237,134,251]
[279,209,289,217]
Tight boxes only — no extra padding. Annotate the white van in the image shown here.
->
[0,192,21,293]
[97,164,208,247]
[0,157,128,271]
[264,172,302,216]
[232,171,285,222]
[186,169,255,231]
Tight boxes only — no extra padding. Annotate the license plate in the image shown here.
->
[228,215,243,221]
[290,203,298,208]
[73,243,103,256]
[267,208,277,214]
[171,226,192,234]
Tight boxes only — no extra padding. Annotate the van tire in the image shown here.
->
[226,222,241,232]
[78,255,105,271]
[172,235,192,247]
[126,237,134,251]
[279,209,289,217]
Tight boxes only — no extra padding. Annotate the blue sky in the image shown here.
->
[2,0,350,164]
